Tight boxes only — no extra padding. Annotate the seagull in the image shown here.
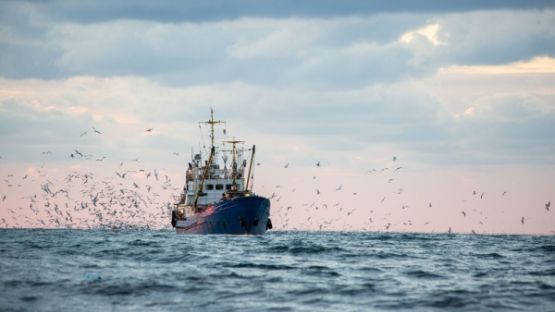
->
[394,166,403,172]
[392,156,397,162]
[502,191,507,196]
[336,185,342,191]
[80,130,89,137]
[173,152,180,156]
[283,163,289,168]
[546,201,551,211]
[480,192,485,199]
[462,211,466,217]
[316,161,320,167]
[521,217,525,224]
[367,169,377,173]
[92,127,102,134]
[473,190,477,196]
[316,189,320,195]
[448,227,452,234]
[146,128,153,132]
[428,202,432,208]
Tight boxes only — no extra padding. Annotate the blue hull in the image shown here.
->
[176,196,271,234]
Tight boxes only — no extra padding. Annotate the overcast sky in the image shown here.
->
[0,1,554,233]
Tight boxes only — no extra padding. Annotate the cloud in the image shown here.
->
[400,22,443,46]
[439,56,555,74]
[453,94,555,163]
[1,7,553,88]
[0,98,95,164]
[434,10,555,66]
[1,5,554,167]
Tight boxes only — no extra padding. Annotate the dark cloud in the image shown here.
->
[434,11,555,66]
[16,0,555,24]
[1,3,554,85]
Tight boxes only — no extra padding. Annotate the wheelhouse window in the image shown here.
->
[215,184,224,190]
[226,184,232,190]
[206,184,214,190]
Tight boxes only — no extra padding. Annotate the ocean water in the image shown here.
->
[0,230,553,311]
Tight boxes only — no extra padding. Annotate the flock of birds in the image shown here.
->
[0,126,177,230]
[266,156,553,234]
[0,125,553,234]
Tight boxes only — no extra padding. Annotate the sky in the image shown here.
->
[0,1,554,234]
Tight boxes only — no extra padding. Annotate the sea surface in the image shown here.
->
[0,229,554,311]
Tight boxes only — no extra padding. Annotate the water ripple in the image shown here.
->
[0,229,553,311]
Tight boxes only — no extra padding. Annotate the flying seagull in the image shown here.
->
[146,128,153,132]
[92,127,102,134]
[546,201,551,212]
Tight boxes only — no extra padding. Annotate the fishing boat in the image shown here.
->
[171,110,272,234]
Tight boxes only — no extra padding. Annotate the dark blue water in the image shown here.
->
[0,230,554,311]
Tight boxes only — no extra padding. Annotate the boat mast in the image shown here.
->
[200,108,225,150]
[246,145,255,192]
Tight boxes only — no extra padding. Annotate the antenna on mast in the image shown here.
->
[200,108,225,149]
